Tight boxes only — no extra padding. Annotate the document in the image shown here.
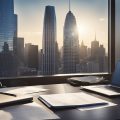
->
[0,86,47,96]
[39,92,108,109]
[0,102,59,120]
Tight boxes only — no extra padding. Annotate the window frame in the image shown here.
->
[0,0,115,87]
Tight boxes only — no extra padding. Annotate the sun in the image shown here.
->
[77,23,88,35]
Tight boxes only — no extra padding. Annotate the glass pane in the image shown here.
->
[115,0,120,63]
[0,0,108,77]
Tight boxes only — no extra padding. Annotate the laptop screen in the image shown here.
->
[111,61,120,86]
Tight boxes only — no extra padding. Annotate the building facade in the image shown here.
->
[0,0,18,77]
[63,10,79,73]
[42,6,58,75]
[0,0,17,51]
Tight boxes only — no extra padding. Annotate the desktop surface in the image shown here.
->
[0,84,120,120]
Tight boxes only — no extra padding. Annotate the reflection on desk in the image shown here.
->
[0,102,59,120]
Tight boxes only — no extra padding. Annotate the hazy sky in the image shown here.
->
[14,0,108,51]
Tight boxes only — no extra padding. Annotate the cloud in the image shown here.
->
[99,18,105,22]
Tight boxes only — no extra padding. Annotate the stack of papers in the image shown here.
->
[39,92,110,109]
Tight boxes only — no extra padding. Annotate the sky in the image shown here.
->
[14,0,108,52]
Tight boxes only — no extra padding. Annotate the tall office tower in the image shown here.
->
[15,37,24,64]
[55,42,59,74]
[98,45,105,72]
[80,41,87,60]
[0,0,17,51]
[0,0,18,77]
[87,61,99,73]
[91,35,99,60]
[42,6,58,75]
[0,42,18,77]
[25,44,38,70]
[87,48,91,58]
[63,1,79,73]
[39,49,43,73]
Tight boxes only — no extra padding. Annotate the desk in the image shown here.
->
[0,84,120,120]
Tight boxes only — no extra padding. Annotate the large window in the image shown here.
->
[0,0,109,77]
[115,0,120,63]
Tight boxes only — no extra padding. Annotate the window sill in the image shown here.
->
[0,72,111,87]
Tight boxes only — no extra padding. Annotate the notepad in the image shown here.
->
[39,92,108,109]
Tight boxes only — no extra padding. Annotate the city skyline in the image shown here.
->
[14,0,108,51]
[0,0,108,77]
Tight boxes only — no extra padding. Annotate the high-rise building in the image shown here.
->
[42,6,58,75]
[91,35,99,60]
[25,44,38,70]
[16,37,24,64]
[80,41,87,60]
[55,42,59,74]
[87,61,99,73]
[39,49,43,73]
[98,45,106,72]
[0,0,17,51]
[0,0,18,77]
[87,48,91,58]
[63,1,79,73]
[91,35,106,72]
[0,42,18,77]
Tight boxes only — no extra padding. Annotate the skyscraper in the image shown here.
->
[42,6,58,75]
[16,37,24,64]
[63,0,79,73]
[98,45,105,72]
[80,41,87,60]
[25,44,38,70]
[0,0,18,77]
[0,0,17,51]
[91,34,99,60]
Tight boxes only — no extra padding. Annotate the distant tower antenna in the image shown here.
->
[95,32,97,41]
[69,0,71,11]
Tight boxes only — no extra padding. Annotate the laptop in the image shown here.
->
[82,61,120,97]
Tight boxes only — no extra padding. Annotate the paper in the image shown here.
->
[39,92,108,108]
[82,85,120,96]
[0,102,59,120]
[0,86,47,96]
[78,101,117,111]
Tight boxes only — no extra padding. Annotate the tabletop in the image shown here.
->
[0,84,120,120]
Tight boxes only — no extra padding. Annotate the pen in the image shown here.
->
[0,92,17,97]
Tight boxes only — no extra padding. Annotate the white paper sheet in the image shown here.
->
[82,85,120,96]
[39,92,109,108]
[0,86,47,96]
[0,102,59,120]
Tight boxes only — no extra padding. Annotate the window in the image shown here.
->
[0,0,110,78]
[115,0,120,63]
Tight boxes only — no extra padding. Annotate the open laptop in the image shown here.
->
[82,61,120,97]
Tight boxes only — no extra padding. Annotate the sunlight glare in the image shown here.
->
[77,24,88,35]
